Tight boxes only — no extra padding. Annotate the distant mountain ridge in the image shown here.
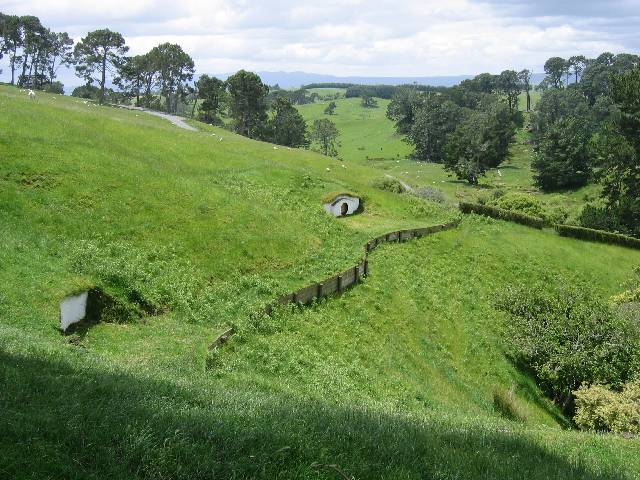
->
[215,71,545,89]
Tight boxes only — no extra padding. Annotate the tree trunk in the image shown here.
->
[526,91,531,112]
[100,50,107,105]
[10,45,17,84]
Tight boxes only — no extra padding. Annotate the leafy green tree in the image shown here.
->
[498,70,522,113]
[408,95,465,163]
[361,94,378,108]
[518,69,532,111]
[115,55,148,106]
[443,101,515,184]
[590,67,640,236]
[533,87,590,139]
[324,101,337,115]
[543,57,567,89]
[568,55,588,83]
[74,29,128,104]
[195,74,225,123]
[266,97,308,148]
[1,14,22,84]
[148,43,194,113]
[386,86,423,134]
[309,118,340,156]
[226,70,269,138]
[532,117,592,191]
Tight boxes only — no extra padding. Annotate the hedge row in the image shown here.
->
[555,224,640,250]
[459,202,546,229]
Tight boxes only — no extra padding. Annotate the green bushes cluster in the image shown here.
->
[495,282,640,413]
[459,202,546,229]
[413,186,445,203]
[372,177,406,194]
[555,224,640,250]
[574,381,640,435]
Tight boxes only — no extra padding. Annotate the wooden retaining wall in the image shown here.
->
[263,218,460,315]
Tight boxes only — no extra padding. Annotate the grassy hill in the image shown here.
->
[297,89,595,219]
[2,85,640,479]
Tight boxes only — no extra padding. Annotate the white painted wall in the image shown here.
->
[323,196,360,217]
[60,291,88,331]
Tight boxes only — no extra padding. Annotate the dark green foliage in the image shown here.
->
[386,87,425,134]
[42,81,63,94]
[543,57,568,89]
[265,97,308,148]
[408,95,464,163]
[532,117,592,191]
[555,224,640,249]
[590,67,640,236]
[226,70,269,138]
[360,94,378,108]
[195,74,225,124]
[324,101,336,115]
[74,29,128,104]
[444,101,515,184]
[372,177,405,194]
[578,204,622,233]
[148,43,194,114]
[532,88,591,139]
[459,203,545,229]
[495,282,640,412]
[309,118,340,156]
[497,70,522,113]
[71,83,100,100]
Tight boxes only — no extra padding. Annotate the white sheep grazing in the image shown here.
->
[28,90,36,99]
[273,146,278,150]
[219,137,223,142]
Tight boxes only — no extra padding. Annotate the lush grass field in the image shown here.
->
[2,85,640,479]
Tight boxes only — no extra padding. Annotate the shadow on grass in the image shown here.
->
[0,349,630,480]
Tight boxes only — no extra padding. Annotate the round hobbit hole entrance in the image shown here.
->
[341,202,349,216]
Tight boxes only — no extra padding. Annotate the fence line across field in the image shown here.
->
[263,219,461,315]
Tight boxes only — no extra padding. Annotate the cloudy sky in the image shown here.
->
[1,0,639,81]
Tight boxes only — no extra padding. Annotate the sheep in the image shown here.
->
[28,90,36,99]
[273,146,278,150]
[219,137,223,142]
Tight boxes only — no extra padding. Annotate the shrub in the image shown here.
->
[413,186,445,203]
[555,224,640,250]
[43,81,64,94]
[492,192,546,219]
[372,178,405,194]
[459,202,545,229]
[579,204,622,232]
[495,282,640,413]
[493,387,528,423]
[574,381,640,435]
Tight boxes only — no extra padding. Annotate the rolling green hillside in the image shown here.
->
[1,85,640,479]
[297,90,596,218]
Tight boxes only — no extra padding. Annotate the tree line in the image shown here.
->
[532,52,640,237]
[386,70,527,184]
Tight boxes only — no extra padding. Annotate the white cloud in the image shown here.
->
[1,0,638,82]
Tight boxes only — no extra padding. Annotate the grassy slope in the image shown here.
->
[1,86,640,479]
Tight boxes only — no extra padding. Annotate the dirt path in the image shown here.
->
[114,105,198,132]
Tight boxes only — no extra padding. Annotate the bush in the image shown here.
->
[574,381,640,435]
[372,178,405,194]
[495,282,640,413]
[578,204,622,232]
[492,192,546,219]
[43,81,64,94]
[555,224,640,250]
[413,186,445,203]
[459,202,545,229]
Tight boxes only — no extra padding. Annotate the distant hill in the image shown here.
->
[215,71,546,88]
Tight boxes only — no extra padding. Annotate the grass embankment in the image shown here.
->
[1,85,640,479]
